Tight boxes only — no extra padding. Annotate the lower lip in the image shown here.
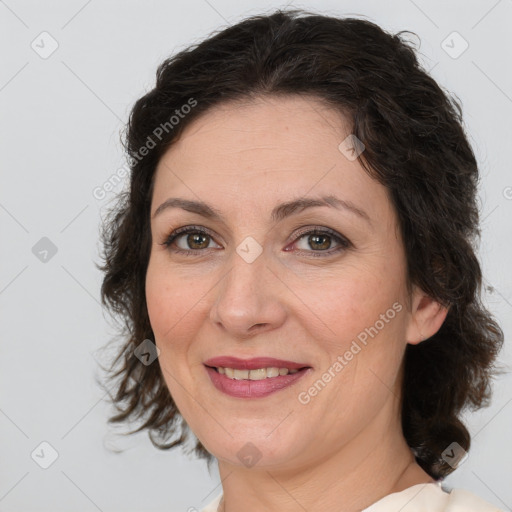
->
[205,366,311,398]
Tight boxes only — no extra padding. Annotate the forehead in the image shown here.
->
[163,95,351,165]
[151,95,393,226]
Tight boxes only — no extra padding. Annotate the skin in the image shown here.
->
[145,95,448,512]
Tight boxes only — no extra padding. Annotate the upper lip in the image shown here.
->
[204,356,312,370]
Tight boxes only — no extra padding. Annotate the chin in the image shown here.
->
[205,435,308,471]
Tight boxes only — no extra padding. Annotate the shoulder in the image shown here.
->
[200,492,222,512]
[445,487,504,512]
[199,484,504,512]
[362,482,504,512]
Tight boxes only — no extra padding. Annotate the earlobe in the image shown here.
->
[405,288,449,345]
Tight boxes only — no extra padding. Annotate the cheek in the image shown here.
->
[145,265,172,336]
[288,261,403,346]
[326,268,406,382]
[298,267,406,428]
[145,260,205,413]
[146,252,203,318]
[145,259,200,346]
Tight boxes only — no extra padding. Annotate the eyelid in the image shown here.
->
[291,225,345,242]
[290,226,351,256]
[160,224,352,256]
[161,225,220,248]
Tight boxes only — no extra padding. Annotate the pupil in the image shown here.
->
[310,234,330,250]
[189,233,209,249]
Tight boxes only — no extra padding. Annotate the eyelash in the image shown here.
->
[159,225,351,258]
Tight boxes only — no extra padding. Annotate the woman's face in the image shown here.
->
[146,95,428,470]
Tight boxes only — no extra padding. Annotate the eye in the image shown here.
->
[159,225,351,258]
[160,225,220,255]
[289,227,351,257]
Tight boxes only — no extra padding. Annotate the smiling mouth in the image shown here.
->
[206,365,311,380]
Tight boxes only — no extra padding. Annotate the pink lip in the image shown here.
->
[204,365,312,399]
[203,356,311,370]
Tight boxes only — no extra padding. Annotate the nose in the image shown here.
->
[209,249,287,338]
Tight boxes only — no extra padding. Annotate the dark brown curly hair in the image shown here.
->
[96,8,505,479]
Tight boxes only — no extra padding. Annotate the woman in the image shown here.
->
[97,9,505,512]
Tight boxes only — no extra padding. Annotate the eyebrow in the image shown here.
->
[152,194,371,225]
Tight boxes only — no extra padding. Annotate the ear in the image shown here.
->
[405,285,449,345]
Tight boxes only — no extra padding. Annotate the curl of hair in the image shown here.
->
[96,8,505,479]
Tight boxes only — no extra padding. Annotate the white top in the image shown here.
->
[200,481,504,511]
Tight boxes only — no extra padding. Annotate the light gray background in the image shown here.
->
[1,0,511,510]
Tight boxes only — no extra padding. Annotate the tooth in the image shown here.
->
[233,369,249,380]
[266,367,280,378]
[217,366,302,380]
[249,368,267,380]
